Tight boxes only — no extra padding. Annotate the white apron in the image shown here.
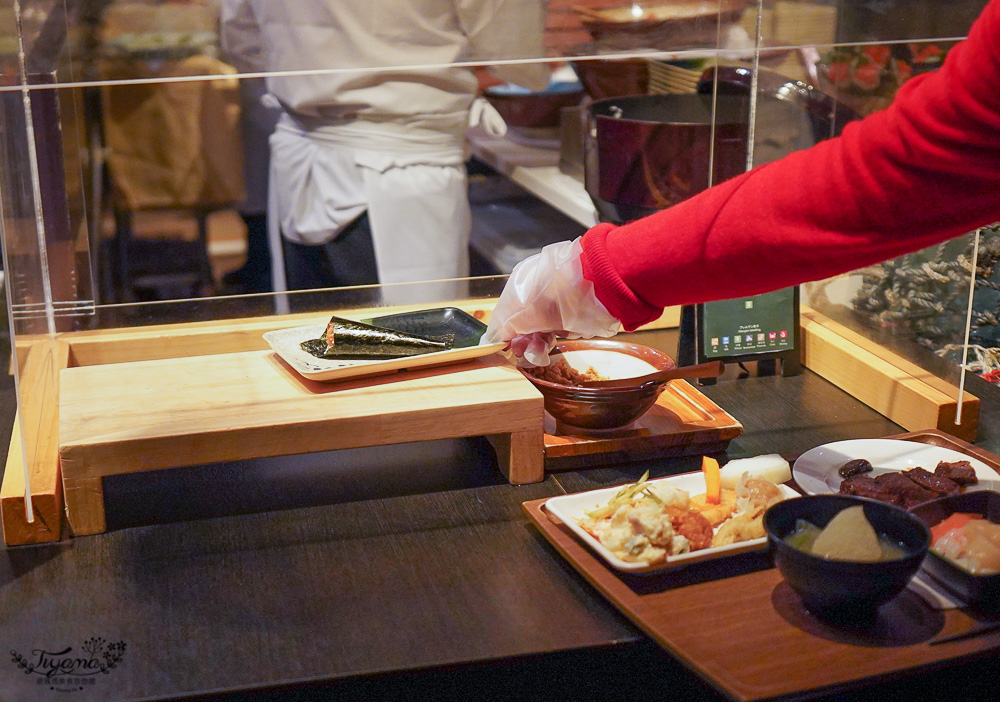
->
[269,113,471,285]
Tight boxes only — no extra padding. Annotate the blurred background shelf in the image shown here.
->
[467,126,598,229]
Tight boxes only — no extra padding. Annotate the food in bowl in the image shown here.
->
[783,505,907,562]
[577,461,788,565]
[764,495,930,613]
[910,491,1000,606]
[518,339,677,431]
[523,357,606,385]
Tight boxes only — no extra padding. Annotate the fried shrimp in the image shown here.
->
[736,475,783,516]
[711,512,766,547]
[666,506,714,551]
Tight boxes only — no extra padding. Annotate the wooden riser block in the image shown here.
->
[59,351,544,535]
[800,309,978,442]
[542,380,743,471]
[2,414,64,544]
[1,340,69,545]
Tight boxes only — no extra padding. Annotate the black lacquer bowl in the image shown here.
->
[764,495,930,615]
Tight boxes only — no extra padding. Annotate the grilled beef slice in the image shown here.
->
[839,475,901,505]
[934,460,978,486]
[874,471,937,508]
[904,467,961,495]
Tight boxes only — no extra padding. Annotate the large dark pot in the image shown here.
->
[584,70,855,224]
[700,65,861,143]
[585,93,752,224]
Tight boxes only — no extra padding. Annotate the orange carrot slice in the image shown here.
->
[702,456,721,505]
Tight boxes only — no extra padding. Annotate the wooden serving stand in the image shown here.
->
[3,304,548,541]
[58,350,544,536]
[542,379,743,470]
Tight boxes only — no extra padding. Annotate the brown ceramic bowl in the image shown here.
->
[572,55,650,100]
[484,83,585,130]
[579,0,749,50]
[519,339,677,432]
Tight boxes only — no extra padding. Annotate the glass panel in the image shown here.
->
[0,0,996,545]
[832,0,988,44]
[805,229,1000,393]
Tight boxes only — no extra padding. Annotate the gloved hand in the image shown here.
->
[481,238,622,366]
[468,97,507,138]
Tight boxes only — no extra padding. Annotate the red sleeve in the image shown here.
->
[581,0,1000,332]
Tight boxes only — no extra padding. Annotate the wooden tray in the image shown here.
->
[523,429,1000,702]
[542,380,743,470]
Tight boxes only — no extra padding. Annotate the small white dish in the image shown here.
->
[544,471,799,574]
[792,438,999,496]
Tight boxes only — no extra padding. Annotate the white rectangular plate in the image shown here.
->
[545,472,800,574]
[263,322,505,383]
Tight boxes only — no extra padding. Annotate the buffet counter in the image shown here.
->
[1,327,999,702]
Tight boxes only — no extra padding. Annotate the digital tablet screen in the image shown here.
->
[700,288,797,360]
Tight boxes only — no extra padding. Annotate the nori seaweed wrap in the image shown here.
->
[300,316,453,360]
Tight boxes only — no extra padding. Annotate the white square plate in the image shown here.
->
[263,322,504,383]
[544,472,800,574]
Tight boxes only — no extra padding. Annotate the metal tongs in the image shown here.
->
[577,360,726,389]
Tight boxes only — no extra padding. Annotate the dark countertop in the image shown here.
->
[2,330,999,702]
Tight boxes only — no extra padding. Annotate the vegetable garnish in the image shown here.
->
[702,456,721,505]
[584,470,663,519]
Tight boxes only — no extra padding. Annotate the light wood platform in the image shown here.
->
[543,379,743,470]
[59,351,544,535]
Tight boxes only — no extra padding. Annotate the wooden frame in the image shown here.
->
[799,307,979,442]
[1,339,69,544]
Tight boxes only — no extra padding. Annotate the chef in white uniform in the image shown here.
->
[220,0,548,291]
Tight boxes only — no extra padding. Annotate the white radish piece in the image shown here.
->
[811,505,882,561]
[719,454,791,489]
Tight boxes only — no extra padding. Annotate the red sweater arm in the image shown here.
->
[582,0,1000,332]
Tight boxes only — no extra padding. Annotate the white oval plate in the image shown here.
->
[792,439,1000,496]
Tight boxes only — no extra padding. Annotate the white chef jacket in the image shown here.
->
[219,0,548,284]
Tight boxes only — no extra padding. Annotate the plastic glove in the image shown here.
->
[481,238,622,366]
[468,97,507,138]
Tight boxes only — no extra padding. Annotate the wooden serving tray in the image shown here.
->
[542,380,743,470]
[523,430,1000,702]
